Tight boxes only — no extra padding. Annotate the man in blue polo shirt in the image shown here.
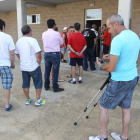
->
[90,15,140,140]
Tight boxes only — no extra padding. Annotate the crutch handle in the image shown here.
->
[100,74,111,90]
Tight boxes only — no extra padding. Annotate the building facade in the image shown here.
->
[0,0,139,48]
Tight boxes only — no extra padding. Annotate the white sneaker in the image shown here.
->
[89,136,100,140]
[35,98,46,106]
[25,97,33,105]
[89,135,108,140]
[111,132,121,140]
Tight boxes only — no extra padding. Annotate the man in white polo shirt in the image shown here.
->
[0,19,15,111]
[15,25,45,106]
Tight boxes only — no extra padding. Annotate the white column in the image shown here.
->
[118,0,133,29]
[16,0,27,39]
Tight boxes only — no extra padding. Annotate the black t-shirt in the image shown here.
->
[81,29,96,49]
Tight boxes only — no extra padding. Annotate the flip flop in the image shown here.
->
[58,79,65,82]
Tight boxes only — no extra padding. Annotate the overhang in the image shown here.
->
[0,0,88,13]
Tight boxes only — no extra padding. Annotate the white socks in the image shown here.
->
[72,78,76,82]
[79,77,82,80]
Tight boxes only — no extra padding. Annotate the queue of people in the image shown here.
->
[0,14,140,140]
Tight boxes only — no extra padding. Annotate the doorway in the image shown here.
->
[85,9,102,30]
[86,20,101,31]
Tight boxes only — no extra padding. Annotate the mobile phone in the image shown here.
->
[98,59,103,63]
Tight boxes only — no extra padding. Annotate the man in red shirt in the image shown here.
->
[61,27,69,63]
[68,23,87,84]
[102,24,111,54]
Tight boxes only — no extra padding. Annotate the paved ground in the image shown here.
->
[0,61,140,140]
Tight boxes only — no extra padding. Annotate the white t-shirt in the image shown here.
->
[0,32,15,66]
[15,37,42,71]
[91,28,98,37]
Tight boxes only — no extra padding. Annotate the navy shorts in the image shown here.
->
[22,66,42,89]
[103,44,110,54]
[99,76,139,110]
[70,58,83,66]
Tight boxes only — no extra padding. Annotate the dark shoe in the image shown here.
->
[45,86,50,90]
[78,80,82,84]
[53,88,64,92]
[61,60,67,63]
[91,68,96,71]
[68,79,76,84]
[83,69,87,71]
[6,104,12,111]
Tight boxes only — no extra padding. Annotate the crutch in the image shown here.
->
[74,74,111,125]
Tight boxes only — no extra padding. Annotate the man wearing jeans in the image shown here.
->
[0,19,15,111]
[15,25,45,106]
[42,19,64,92]
[81,23,96,71]
[90,15,140,140]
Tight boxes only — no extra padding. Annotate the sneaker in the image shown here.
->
[78,79,82,84]
[89,135,108,140]
[68,79,76,84]
[111,132,128,140]
[35,99,46,106]
[6,104,12,111]
[25,97,33,105]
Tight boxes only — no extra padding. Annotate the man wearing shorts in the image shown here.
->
[0,19,15,111]
[102,24,111,55]
[68,23,87,84]
[61,27,69,63]
[15,25,45,106]
[90,15,140,140]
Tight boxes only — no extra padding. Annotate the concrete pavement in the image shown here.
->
[0,61,140,140]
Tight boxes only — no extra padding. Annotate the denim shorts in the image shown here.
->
[22,66,42,89]
[99,76,139,110]
[62,47,67,53]
[0,66,13,89]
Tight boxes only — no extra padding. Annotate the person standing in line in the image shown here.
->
[42,19,64,92]
[15,25,45,106]
[89,14,140,140]
[81,23,96,71]
[61,27,69,63]
[50,26,65,82]
[0,19,15,111]
[68,23,87,84]
[101,24,111,55]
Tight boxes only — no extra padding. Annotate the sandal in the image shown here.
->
[66,74,72,78]
[76,73,79,76]
[58,79,65,82]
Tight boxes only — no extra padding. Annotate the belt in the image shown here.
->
[45,52,60,54]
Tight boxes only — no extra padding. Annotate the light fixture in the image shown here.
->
[89,1,95,7]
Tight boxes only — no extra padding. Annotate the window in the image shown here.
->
[85,9,102,20]
[27,14,40,24]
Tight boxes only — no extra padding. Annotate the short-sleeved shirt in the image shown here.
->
[0,32,15,66]
[61,32,68,47]
[110,30,140,81]
[103,30,111,47]
[91,28,98,37]
[15,37,42,72]
[81,29,96,49]
[68,32,87,58]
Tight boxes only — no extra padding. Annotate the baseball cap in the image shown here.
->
[63,27,69,30]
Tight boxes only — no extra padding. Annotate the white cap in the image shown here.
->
[63,27,69,30]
